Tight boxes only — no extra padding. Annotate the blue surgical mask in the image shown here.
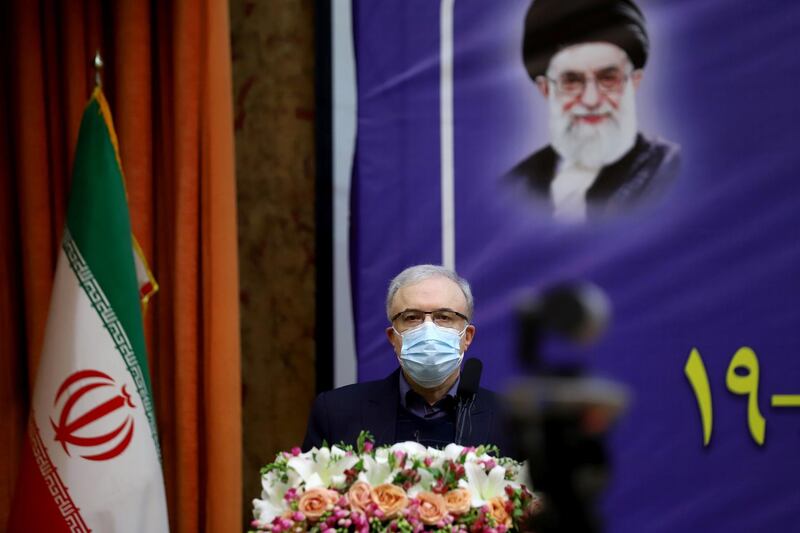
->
[396,321,466,388]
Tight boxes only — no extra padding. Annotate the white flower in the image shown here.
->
[252,468,299,525]
[460,462,513,507]
[511,460,532,489]
[390,441,428,460]
[358,448,396,486]
[405,468,435,498]
[252,496,286,526]
[442,443,466,461]
[288,445,358,489]
[423,447,445,469]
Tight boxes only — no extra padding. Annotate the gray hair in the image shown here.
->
[385,264,474,321]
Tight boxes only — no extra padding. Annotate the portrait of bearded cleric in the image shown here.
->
[506,0,681,223]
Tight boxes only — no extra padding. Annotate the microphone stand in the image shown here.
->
[454,394,475,445]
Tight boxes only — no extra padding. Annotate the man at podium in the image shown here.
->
[302,264,514,456]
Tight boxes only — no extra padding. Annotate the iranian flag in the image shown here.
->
[8,88,169,532]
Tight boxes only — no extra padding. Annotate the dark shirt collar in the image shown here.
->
[398,370,460,419]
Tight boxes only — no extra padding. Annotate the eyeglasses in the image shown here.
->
[544,67,631,97]
[391,309,469,332]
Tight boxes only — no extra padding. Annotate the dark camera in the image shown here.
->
[505,283,628,533]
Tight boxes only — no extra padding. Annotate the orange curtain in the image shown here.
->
[0,0,242,531]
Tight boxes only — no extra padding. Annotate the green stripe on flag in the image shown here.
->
[65,91,160,451]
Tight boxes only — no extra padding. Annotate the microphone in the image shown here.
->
[455,358,482,445]
[458,358,483,399]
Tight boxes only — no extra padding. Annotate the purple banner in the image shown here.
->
[349,0,800,530]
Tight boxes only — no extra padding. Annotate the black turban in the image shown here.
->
[522,0,649,79]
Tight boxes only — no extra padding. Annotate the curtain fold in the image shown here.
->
[201,0,242,530]
[0,1,242,531]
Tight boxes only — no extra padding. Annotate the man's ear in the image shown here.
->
[462,324,476,352]
[386,326,401,353]
[535,75,549,97]
[631,69,643,90]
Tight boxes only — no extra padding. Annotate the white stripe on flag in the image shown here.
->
[440,0,456,270]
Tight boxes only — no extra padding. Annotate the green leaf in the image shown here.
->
[356,430,375,454]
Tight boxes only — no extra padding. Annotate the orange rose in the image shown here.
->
[443,488,471,515]
[348,481,373,512]
[298,488,339,521]
[488,496,512,528]
[371,483,408,519]
[416,491,448,525]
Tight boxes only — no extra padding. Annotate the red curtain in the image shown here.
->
[0,1,242,531]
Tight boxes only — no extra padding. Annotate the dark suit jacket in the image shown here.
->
[302,369,518,458]
[507,133,680,219]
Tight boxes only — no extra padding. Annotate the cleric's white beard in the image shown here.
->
[548,82,638,168]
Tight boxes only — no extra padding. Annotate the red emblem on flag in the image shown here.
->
[50,369,136,461]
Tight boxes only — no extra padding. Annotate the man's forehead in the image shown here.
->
[391,276,467,311]
[549,42,629,73]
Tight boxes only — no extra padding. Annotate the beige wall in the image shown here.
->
[230,0,317,525]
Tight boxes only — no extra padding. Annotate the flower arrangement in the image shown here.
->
[250,432,540,533]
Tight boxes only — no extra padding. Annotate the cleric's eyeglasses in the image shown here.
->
[390,309,469,332]
[543,67,631,97]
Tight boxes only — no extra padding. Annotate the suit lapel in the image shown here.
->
[361,369,400,445]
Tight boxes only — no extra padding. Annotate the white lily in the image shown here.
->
[406,468,435,497]
[357,448,396,486]
[423,447,445,469]
[512,460,532,489]
[288,445,358,489]
[460,462,512,507]
[252,496,287,526]
[252,467,299,525]
[390,441,428,460]
[442,443,466,461]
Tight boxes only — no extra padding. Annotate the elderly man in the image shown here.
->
[302,264,514,456]
[508,0,680,222]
